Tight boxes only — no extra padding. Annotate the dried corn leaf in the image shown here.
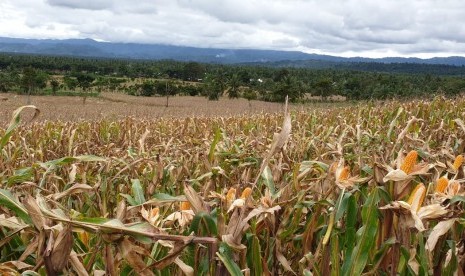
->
[183,183,208,214]
[426,219,456,252]
[50,183,93,201]
[118,237,154,276]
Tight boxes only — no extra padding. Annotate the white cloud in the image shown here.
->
[0,0,464,58]
[47,0,113,10]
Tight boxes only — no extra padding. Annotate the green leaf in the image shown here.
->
[331,233,340,276]
[450,195,465,205]
[152,193,185,202]
[131,179,145,205]
[189,212,218,236]
[7,167,33,186]
[300,160,329,172]
[76,217,111,224]
[0,189,32,225]
[43,155,106,167]
[127,222,157,244]
[120,194,137,206]
[342,187,379,276]
[217,243,244,276]
[209,126,222,163]
[417,232,429,275]
[262,166,276,197]
[335,192,352,222]
[369,237,396,273]
[343,194,357,256]
[246,235,263,276]
[278,207,303,240]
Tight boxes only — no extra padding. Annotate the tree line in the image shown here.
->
[0,53,465,102]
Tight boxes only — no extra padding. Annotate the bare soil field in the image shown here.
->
[0,93,290,125]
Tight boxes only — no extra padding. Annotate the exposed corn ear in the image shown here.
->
[435,177,449,193]
[240,187,252,199]
[226,188,236,204]
[400,150,418,174]
[180,201,191,211]
[338,166,350,181]
[150,207,159,217]
[453,155,463,171]
[407,183,426,212]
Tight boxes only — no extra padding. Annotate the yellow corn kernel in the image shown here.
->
[180,201,191,211]
[78,231,89,246]
[448,181,461,196]
[150,207,159,217]
[338,166,350,181]
[435,177,449,193]
[407,183,426,212]
[240,187,252,199]
[226,188,236,203]
[400,150,418,174]
[453,155,463,171]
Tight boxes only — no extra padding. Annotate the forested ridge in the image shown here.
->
[1,53,465,102]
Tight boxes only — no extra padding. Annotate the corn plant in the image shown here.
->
[1,96,465,275]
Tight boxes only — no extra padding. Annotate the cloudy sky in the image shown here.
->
[1,0,465,58]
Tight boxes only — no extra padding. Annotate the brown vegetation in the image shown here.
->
[2,96,465,274]
[0,93,288,126]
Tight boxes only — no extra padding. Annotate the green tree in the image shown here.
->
[50,79,60,95]
[63,76,78,91]
[76,73,95,92]
[313,78,334,101]
[0,71,16,93]
[21,67,48,103]
[75,73,95,104]
[243,88,257,109]
[273,75,300,102]
[227,73,241,99]
[203,73,222,101]
[182,62,205,81]
[140,81,155,97]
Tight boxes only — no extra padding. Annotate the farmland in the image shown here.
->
[1,95,465,275]
[0,93,288,126]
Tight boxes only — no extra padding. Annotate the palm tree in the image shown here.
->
[227,73,241,99]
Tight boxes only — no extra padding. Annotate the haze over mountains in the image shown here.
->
[1,37,465,67]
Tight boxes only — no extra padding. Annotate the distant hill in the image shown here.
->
[1,37,465,67]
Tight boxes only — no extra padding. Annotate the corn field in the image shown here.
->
[1,96,465,275]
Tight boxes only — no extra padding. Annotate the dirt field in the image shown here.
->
[0,93,291,125]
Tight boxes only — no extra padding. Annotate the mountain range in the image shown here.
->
[1,36,465,67]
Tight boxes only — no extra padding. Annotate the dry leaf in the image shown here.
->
[51,184,93,201]
[150,238,193,270]
[0,261,33,271]
[383,169,410,182]
[69,164,77,184]
[183,183,208,214]
[118,237,154,276]
[222,234,246,250]
[46,224,73,273]
[69,250,89,276]
[174,257,194,276]
[18,238,38,262]
[276,239,296,275]
[252,96,292,188]
[22,194,47,230]
[426,219,456,252]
